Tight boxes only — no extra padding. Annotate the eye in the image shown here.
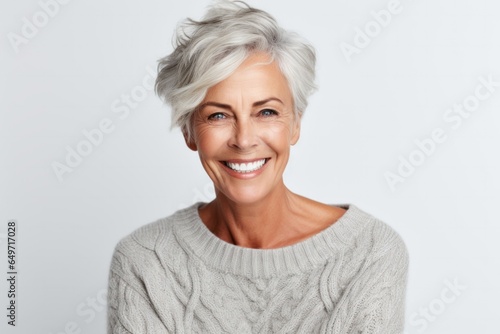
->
[260,109,278,117]
[207,112,226,121]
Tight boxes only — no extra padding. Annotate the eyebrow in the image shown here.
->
[198,97,284,111]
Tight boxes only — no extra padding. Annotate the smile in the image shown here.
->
[224,159,268,173]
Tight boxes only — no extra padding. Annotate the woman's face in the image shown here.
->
[187,52,300,205]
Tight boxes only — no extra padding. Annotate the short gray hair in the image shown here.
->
[155,0,317,139]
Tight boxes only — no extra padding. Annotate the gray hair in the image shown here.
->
[155,0,317,139]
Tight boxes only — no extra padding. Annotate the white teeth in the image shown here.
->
[226,159,266,173]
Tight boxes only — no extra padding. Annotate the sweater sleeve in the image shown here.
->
[107,241,172,334]
[349,229,409,334]
[325,222,409,334]
[358,241,408,334]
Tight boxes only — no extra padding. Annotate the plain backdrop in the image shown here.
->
[1,0,499,333]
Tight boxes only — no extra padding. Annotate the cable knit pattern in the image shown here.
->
[108,203,408,334]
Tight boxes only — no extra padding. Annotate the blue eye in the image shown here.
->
[260,109,278,117]
[208,112,226,120]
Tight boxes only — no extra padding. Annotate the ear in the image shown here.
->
[290,114,301,146]
[183,127,198,151]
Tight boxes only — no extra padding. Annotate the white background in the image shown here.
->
[1,0,499,333]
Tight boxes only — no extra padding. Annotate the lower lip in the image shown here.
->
[220,159,269,179]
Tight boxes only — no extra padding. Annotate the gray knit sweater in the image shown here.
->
[108,203,409,333]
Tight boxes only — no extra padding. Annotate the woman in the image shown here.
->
[108,1,408,333]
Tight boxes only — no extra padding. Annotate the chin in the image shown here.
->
[218,186,271,205]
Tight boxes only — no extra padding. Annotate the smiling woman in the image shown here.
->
[190,53,301,213]
[107,1,409,333]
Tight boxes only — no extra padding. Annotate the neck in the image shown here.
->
[200,182,299,249]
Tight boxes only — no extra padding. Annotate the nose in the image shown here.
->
[228,117,258,151]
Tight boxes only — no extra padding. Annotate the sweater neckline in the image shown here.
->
[172,202,371,278]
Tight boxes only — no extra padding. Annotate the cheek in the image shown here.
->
[195,126,229,156]
[264,122,295,144]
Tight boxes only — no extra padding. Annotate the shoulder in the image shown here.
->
[362,206,407,260]
[348,204,409,278]
[328,204,409,301]
[338,204,409,271]
[107,204,203,317]
[324,205,409,332]
[118,203,199,249]
[109,204,200,278]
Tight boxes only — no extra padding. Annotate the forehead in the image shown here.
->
[202,52,292,105]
